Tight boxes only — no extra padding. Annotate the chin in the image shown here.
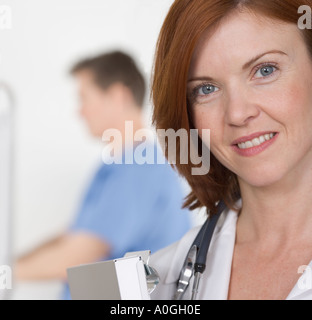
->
[87,126,101,137]
[237,166,288,189]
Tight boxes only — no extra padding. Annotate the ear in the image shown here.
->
[106,83,134,108]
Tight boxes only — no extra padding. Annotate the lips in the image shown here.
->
[232,131,277,146]
[231,131,279,156]
[237,133,276,149]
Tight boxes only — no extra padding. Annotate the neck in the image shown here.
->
[119,110,146,143]
[237,166,312,247]
[102,108,146,152]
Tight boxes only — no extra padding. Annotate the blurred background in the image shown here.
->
[0,0,205,299]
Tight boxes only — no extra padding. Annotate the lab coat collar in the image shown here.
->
[198,207,238,299]
[286,260,312,300]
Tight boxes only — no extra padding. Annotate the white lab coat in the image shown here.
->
[150,207,312,300]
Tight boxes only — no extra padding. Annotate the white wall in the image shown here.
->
[0,0,206,299]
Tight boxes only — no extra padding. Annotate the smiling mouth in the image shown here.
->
[236,132,277,149]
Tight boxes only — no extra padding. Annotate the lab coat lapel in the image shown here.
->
[163,226,202,284]
[286,260,312,300]
[198,209,238,300]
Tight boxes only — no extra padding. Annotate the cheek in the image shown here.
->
[269,79,312,128]
[291,83,312,117]
[192,107,220,129]
[192,107,222,151]
[290,84,312,144]
[87,100,103,118]
[192,108,205,131]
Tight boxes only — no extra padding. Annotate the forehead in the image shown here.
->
[75,70,101,96]
[190,10,300,74]
[76,69,95,85]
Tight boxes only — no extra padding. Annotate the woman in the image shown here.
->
[150,0,312,300]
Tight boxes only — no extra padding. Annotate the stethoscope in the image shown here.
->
[174,200,227,300]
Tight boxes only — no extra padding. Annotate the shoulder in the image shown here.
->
[151,225,199,259]
[99,143,181,181]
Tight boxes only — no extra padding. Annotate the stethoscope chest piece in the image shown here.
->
[173,244,197,300]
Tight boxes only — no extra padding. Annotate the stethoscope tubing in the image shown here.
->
[174,200,226,300]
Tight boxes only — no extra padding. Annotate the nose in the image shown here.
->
[224,87,260,127]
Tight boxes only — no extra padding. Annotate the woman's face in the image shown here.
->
[188,10,312,188]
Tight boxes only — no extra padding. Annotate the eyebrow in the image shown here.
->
[188,50,287,83]
[242,50,287,70]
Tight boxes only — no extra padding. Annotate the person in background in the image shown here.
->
[15,51,191,299]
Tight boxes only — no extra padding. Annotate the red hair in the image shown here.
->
[152,0,312,214]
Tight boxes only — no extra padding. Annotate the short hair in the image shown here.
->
[152,0,312,214]
[71,51,146,108]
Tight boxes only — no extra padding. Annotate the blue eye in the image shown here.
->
[198,84,219,95]
[255,65,276,78]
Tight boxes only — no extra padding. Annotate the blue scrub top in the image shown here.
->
[63,145,191,299]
